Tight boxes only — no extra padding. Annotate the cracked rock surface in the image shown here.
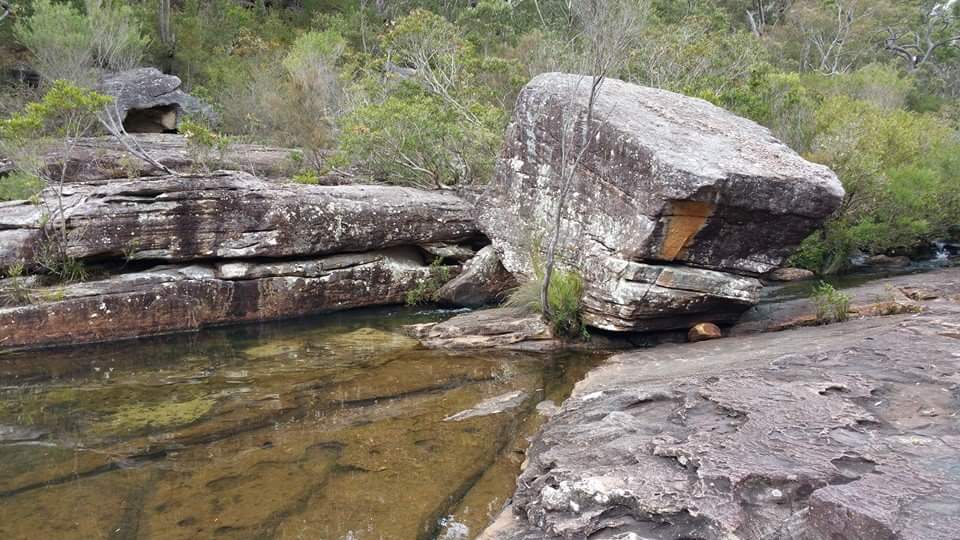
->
[478,73,843,332]
[490,267,960,539]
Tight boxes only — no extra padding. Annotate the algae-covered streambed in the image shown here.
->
[0,307,602,540]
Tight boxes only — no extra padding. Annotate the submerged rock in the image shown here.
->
[478,73,843,332]
[445,391,529,422]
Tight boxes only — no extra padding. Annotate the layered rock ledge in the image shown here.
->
[485,267,960,539]
[0,171,480,349]
[478,73,844,332]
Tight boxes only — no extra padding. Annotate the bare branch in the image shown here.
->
[98,101,178,177]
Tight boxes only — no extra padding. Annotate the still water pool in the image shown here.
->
[0,307,602,540]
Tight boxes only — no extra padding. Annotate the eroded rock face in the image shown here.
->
[0,248,449,348]
[478,73,843,331]
[0,172,479,267]
[490,268,960,540]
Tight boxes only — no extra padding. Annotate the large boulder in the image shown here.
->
[478,73,843,332]
[97,68,216,132]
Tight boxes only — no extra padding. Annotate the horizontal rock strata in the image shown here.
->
[0,169,481,349]
[0,248,452,348]
[0,172,479,268]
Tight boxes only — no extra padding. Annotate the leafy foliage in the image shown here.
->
[13,0,148,85]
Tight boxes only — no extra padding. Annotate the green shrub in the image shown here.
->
[179,118,230,171]
[14,0,148,85]
[505,259,585,338]
[292,169,320,185]
[0,171,43,202]
[405,257,452,305]
[811,281,851,324]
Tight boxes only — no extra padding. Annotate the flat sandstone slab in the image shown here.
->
[492,267,960,539]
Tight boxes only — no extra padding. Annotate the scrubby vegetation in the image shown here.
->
[811,281,852,324]
[0,0,958,274]
[506,251,585,338]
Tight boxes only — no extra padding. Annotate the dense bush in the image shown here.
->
[13,0,148,85]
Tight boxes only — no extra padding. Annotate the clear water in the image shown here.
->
[0,307,602,540]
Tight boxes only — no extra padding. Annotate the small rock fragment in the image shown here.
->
[688,322,723,343]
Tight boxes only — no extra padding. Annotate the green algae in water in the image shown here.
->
[106,397,216,433]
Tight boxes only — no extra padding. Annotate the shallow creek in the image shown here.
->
[0,307,602,540]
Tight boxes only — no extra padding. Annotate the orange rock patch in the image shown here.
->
[660,201,715,261]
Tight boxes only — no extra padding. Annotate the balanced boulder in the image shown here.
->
[478,73,843,332]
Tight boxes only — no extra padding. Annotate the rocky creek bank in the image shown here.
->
[482,266,960,540]
[0,169,482,348]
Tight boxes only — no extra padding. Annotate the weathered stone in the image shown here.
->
[407,307,640,352]
[0,248,450,349]
[437,245,518,307]
[766,267,815,281]
[489,273,960,539]
[478,73,843,332]
[404,308,555,351]
[97,68,215,131]
[731,268,960,335]
[0,172,479,267]
[687,322,722,342]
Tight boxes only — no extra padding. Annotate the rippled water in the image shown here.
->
[0,307,602,540]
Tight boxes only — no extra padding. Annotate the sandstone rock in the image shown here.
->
[407,307,640,352]
[0,248,449,349]
[404,308,556,351]
[444,391,529,421]
[766,267,815,281]
[478,73,843,332]
[731,268,960,335]
[0,172,479,268]
[687,322,722,342]
[98,68,215,132]
[491,281,960,539]
[436,246,518,307]
[419,242,476,262]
